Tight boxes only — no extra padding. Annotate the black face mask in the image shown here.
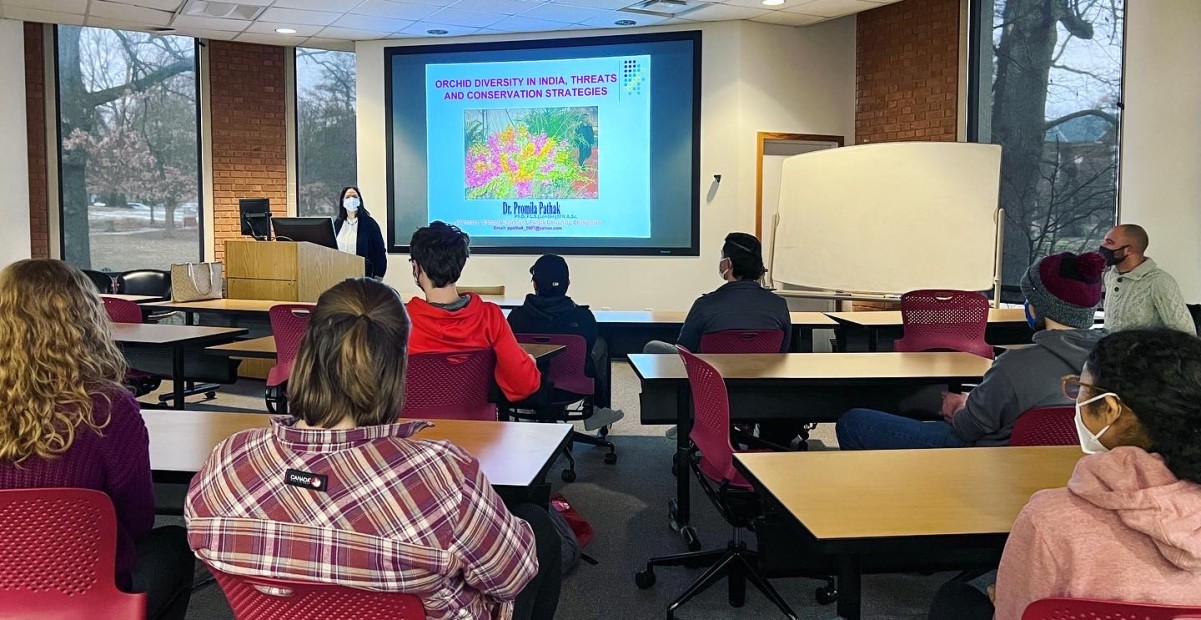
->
[1098,245,1128,267]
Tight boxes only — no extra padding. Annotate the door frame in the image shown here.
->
[756,132,844,237]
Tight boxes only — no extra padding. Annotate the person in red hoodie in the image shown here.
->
[929,328,1201,619]
[406,221,541,402]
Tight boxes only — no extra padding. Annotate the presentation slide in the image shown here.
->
[386,32,700,255]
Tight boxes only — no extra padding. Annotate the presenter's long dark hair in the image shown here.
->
[336,186,372,222]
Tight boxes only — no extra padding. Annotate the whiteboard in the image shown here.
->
[771,142,1001,294]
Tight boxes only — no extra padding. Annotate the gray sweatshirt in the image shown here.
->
[952,328,1105,446]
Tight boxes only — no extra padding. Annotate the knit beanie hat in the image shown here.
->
[531,254,569,297]
[1019,251,1105,329]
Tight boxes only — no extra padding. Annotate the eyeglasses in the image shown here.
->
[1062,374,1106,400]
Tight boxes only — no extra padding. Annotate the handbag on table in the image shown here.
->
[171,262,224,302]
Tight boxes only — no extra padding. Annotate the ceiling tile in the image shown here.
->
[352,0,441,20]
[314,25,392,39]
[679,3,767,20]
[399,20,482,35]
[578,9,667,26]
[486,15,566,31]
[553,0,636,11]
[169,27,239,39]
[270,0,350,11]
[90,0,174,26]
[298,37,357,51]
[258,7,343,26]
[718,0,812,9]
[784,0,876,17]
[243,21,326,36]
[516,2,606,23]
[107,0,184,10]
[750,9,825,25]
[332,13,413,32]
[235,32,309,46]
[4,0,87,12]
[170,14,250,31]
[2,5,86,24]
[445,0,538,16]
[86,15,162,30]
[421,7,503,27]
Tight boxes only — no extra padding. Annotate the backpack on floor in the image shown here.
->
[549,493,595,574]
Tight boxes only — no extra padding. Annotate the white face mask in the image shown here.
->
[343,196,360,212]
[1075,392,1119,454]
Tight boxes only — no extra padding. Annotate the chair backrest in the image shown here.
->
[515,333,593,396]
[268,304,313,367]
[204,562,425,620]
[699,329,785,354]
[677,346,741,486]
[103,297,144,324]
[401,349,497,420]
[0,488,147,619]
[894,289,995,359]
[84,270,116,294]
[459,285,504,296]
[1022,598,1201,620]
[115,269,171,299]
[1010,406,1077,446]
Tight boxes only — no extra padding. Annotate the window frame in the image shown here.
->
[293,46,359,219]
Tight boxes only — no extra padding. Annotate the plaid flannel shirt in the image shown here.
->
[184,417,537,620]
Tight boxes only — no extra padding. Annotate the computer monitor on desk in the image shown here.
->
[239,198,271,239]
[272,217,338,250]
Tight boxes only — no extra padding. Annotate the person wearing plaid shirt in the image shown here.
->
[185,278,561,620]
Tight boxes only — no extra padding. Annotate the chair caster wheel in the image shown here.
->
[634,570,656,589]
[681,526,701,552]
[598,426,609,438]
[604,452,617,465]
[561,469,577,482]
[815,585,838,605]
[205,391,216,399]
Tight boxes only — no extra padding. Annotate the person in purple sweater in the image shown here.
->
[0,259,193,620]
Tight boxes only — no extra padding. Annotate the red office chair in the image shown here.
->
[635,346,834,619]
[264,304,313,415]
[400,349,497,421]
[700,329,785,354]
[512,333,617,482]
[1023,598,1201,619]
[204,562,426,620]
[103,297,163,397]
[1010,406,1077,446]
[0,488,147,619]
[894,289,995,359]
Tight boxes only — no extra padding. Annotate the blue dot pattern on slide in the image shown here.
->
[622,59,644,95]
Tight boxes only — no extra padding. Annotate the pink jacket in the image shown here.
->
[995,447,1201,619]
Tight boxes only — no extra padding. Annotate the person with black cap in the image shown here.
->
[837,251,1109,450]
[507,254,624,431]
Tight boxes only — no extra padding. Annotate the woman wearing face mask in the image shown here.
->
[334,186,388,279]
[929,328,1201,619]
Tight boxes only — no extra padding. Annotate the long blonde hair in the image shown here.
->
[0,259,128,463]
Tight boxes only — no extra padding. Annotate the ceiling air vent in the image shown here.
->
[619,0,709,19]
[182,0,266,20]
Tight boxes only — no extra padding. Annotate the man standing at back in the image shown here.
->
[1100,224,1196,335]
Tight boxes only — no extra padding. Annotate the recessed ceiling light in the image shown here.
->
[275,27,297,34]
[615,19,636,25]
[427,28,449,35]
[761,0,784,5]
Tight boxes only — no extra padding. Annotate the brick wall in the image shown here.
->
[208,40,288,262]
[24,23,49,259]
[856,0,960,144]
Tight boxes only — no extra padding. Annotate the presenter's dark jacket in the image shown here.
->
[334,210,387,279]
[678,280,792,353]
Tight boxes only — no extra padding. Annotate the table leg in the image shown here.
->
[171,346,185,410]
[868,327,879,352]
[793,327,815,353]
[185,311,195,326]
[673,385,692,527]
[836,555,862,620]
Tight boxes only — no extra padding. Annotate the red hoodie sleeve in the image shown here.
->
[485,304,542,401]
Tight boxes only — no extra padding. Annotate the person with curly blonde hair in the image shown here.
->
[0,259,193,619]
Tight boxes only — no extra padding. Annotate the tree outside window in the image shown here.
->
[297,49,357,217]
[971,0,1123,296]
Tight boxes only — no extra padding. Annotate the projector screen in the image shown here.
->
[384,31,701,255]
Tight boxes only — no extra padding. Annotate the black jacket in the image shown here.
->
[507,294,599,376]
[334,213,387,278]
[678,280,792,352]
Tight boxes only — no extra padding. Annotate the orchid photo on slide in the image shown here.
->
[464,107,599,200]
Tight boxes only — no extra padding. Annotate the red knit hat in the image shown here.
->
[1020,251,1105,328]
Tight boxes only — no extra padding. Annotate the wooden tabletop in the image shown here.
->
[628,351,994,382]
[142,298,309,313]
[589,310,838,328]
[737,446,1081,539]
[101,294,161,304]
[825,308,1027,327]
[142,409,571,487]
[207,336,564,361]
[111,323,248,345]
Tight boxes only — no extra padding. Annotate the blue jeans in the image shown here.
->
[836,408,967,450]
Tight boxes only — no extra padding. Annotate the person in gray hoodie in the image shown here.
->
[836,251,1107,449]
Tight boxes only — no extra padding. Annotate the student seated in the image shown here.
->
[644,232,791,354]
[837,251,1106,450]
[507,253,624,430]
[0,259,193,620]
[185,278,560,620]
[930,329,1201,619]
[406,221,540,402]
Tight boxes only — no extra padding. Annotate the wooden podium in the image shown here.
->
[224,239,364,302]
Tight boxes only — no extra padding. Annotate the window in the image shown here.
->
[56,26,200,272]
[970,0,1124,297]
[296,49,357,216]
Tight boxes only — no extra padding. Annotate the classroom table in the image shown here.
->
[144,409,572,505]
[736,446,1082,619]
[629,351,994,545]
[100,293,162,304]
[111,323,248,409]
[591,310,838,356]
[206,337,565,362]
[144,294,522,325]
[825,308,1030,351]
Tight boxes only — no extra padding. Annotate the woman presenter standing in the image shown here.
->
[334,186,387,279]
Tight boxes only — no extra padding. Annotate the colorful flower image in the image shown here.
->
[464,107,598,200]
